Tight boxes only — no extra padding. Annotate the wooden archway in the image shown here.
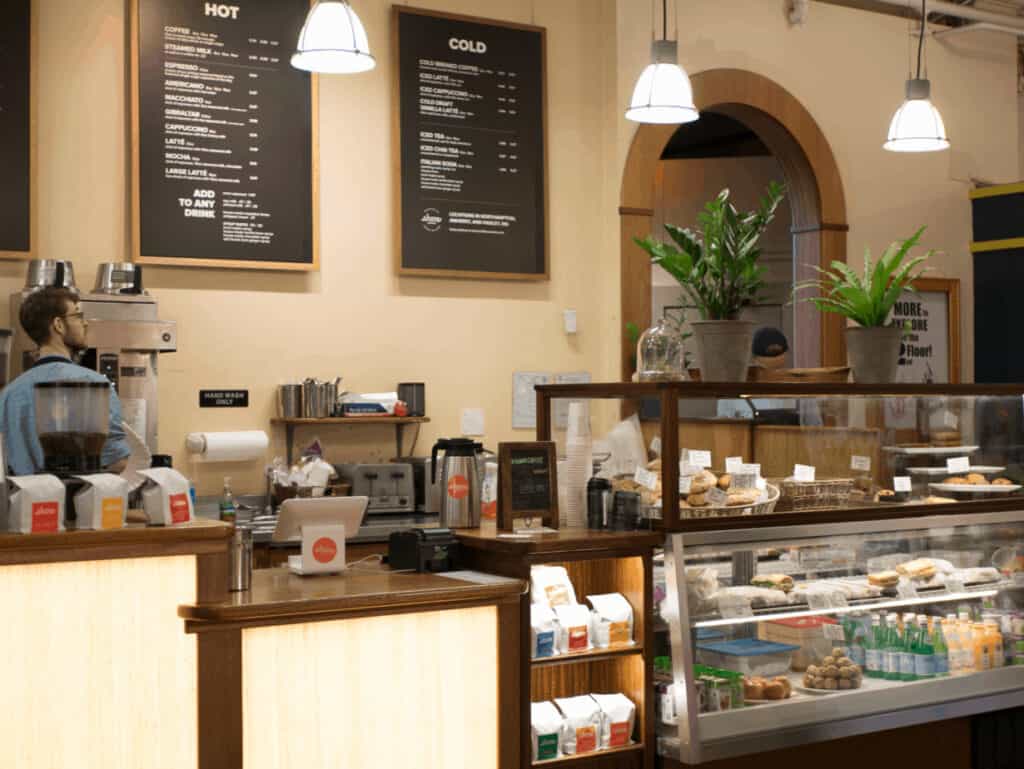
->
[619,68,848,379]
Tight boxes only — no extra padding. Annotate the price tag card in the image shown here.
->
[706,487,729,506]
[725,456,744,473]
[943,411,959,429]
[947,456,971,474]
[649,436,662,456]
[689,450,712,468]
[718,596,754,620]
[634,467,658,490]
[823,623,846,641]
[731,473,759,491]
[894,476,912,493]
[945,574,966,594]
[794,464,816,482]
[679,461,701,477]
[897,577,919,599]
[806,592,834,611]
[679,476,692,495]
[756,477,767,491]
[851,455,871,472]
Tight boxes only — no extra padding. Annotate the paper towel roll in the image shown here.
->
[185,431,269,462]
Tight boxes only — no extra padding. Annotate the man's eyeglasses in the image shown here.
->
[61,311,85,322]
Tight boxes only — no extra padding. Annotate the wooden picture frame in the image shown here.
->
[497,441,558,532]
[392,6,549,281]
[129,0,319,272]
[895,277,961,384]
[0,0,35,262]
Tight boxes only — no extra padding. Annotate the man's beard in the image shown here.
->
[63,332,87,358]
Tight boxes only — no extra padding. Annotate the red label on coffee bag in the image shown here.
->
[31,501,59,533]
[609,721,630,748]
[169,493,190,524]
[568,626,588,651]
[575,726,597,753]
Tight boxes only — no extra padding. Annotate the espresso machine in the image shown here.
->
[10,260,177,454]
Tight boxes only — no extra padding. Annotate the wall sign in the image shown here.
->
[131,0,318,271]
[394,7,547,280]
[199,389,249,407]
[892,277,961,383]
[0,0,32,259]
[497,441,558,531]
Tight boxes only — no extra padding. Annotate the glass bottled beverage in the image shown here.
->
[899,612,917,681]
[913,616,934,680]
[932,617,950,677]
[865,614,882,678]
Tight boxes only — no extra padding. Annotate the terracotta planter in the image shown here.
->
[846,325,902,383]
[690,320,755,382]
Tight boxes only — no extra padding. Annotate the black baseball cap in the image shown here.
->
[752,327,789,357]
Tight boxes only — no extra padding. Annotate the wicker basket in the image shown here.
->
[681,483,781,519]
[776,478,853,512]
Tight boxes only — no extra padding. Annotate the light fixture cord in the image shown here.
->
[916,0,926,79]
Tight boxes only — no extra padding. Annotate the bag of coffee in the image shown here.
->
[553,604,592,654]
[587,593,635,648]
[591,692,636,749]
[531,701,564,762]
[138,468,193,525]
[553,695,601,755]
[530,565,578,608]
[531,603,559,659]
[8,475,65,534]
[73,473,129,530]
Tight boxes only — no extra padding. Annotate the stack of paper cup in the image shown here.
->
[562,401,593,528]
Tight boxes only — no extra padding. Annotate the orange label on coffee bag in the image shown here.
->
[575,726,597,753]
[101,497,124,529]
[609,721,630,748]
[31,501,59,533]
[568,626,588,651]
[544,584,570,606]
[169,493,190,524]
[609,621,630,645]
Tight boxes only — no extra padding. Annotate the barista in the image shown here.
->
[0,287,130,475]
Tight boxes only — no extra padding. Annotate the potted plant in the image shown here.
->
[794,227,932,383]
[634,181,784,381]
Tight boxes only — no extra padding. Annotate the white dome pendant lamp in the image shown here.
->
[884,0,949,152]
[626,0,699,124]
[291,0,376,74]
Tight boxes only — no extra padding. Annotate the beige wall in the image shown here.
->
[18,0,1019,493]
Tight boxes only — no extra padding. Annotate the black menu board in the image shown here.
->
[497,442,557,530]
[0,0,31,257]
[395,7,547,280]
[131,0,317,270]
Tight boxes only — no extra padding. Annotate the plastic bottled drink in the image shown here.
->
[865,614,883,678]
[973,623,991,672]
[985,621,1004,669]
[913,616,935,679]
[899,613,917,681]
[219,476,236,523]
[932,617,950,677]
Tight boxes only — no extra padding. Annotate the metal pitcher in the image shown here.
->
[431,438,482,528]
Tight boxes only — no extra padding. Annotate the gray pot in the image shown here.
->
[691,320,754,382]
[846,325,902,383]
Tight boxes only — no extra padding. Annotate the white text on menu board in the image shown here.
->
[161,3,278,247]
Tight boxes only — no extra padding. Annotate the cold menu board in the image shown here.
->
[0,0,31,255]
[397,8,546,278]
[134,0,316,269]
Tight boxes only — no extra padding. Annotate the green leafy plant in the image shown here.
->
[634,181,785,320]
[793,227,932,327]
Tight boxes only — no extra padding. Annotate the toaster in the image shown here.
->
[334,463,415,513]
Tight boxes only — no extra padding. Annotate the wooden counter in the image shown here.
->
[181,565,525,769]
[0,520,232,769]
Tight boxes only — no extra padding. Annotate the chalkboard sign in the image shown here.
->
[0,0,31,258]
[497,441,558,531]
[394,7,547,280]
[131,0,318,271]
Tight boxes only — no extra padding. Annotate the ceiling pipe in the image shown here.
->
[922,21,1024,38]
[822,0,1024,31]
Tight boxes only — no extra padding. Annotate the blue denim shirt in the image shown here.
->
[0,356,131,475]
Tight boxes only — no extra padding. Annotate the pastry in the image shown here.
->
[822,656,835,667]
[838,679,852,690]
[831,648,845,658]
[762,681,785,700]
[718,474,732,490]
[868,570,900,587]
[743,680,764,700]
[966,473,987,485]
[687,493,709,507]
[751,574,794,593]
[727,491,759,507]
[875,489,896,502]
[924,496,957,504]
[774,676,791,697]
[993,478,1014,486]
[943,477,968,485]
[647,458,662,471]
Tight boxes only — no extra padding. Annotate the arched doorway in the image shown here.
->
[619,69,848,379]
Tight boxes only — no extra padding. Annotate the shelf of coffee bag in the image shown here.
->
[533,743,644,767]
[270,416,430,463]
[532,646,644,668]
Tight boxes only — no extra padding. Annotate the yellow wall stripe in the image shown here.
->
[971,237,1024,253]
[970,182,1024,200]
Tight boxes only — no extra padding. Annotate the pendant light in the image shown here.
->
[883,0,949,152]
[625,0,699,124]
[291,0,376,74]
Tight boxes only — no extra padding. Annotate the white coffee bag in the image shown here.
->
[591,692,636,749]
[138,468,193,526]
[553,695,601,755]
[8,475,65,534]
[531,701,564,762]
[73,473,129,530]
[531,603,559,659]
[587,593,635,648]
[530,565,578,608]
[553,603,592,654]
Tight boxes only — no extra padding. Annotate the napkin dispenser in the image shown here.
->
[387,528,458,573]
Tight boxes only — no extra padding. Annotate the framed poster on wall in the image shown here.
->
[892,277,961,383]
[394,6,548,280]
[130,0,318,271]
[0,0,33,260]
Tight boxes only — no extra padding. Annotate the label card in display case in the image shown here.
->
[131,0,318,270]
[394,7,547,280]
[497,441,557,531]
[0,0,32,259]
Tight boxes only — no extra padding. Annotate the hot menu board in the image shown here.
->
[132,0,317,270]
[0,0,31,256]
[395,7,547,279]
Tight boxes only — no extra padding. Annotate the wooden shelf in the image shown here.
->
[532,646,644,668]
[271,416,430,425]
[533,743,644,766]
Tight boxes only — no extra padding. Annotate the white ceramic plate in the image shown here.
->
[882,445,980,456]
[928,483,1022,493]
[793,684,846,696]
[908,466,1005,476]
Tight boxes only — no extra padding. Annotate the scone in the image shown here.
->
[944,476,968,485]
[718,474,732,490]
[993,478,1014,486]
[965,473,988,486]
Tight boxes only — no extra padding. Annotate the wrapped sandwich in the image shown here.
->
[750,574,794,593]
